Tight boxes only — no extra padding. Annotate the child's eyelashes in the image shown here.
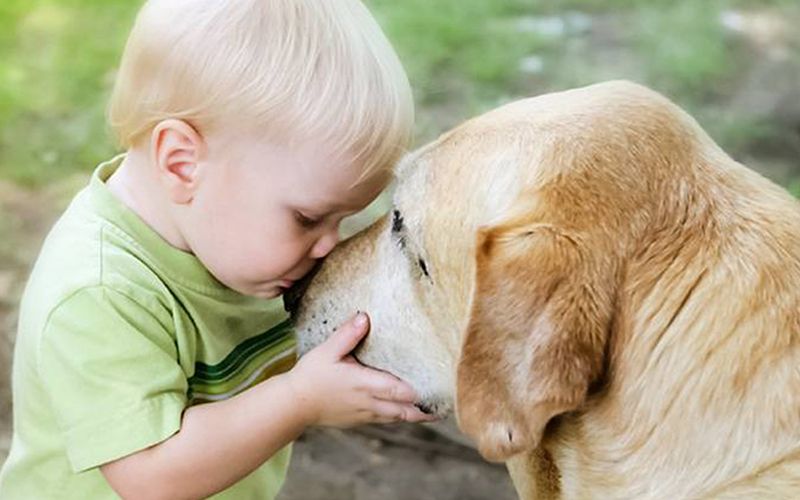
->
[294,211,323,229]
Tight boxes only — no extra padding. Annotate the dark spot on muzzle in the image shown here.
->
[284,261,323,318]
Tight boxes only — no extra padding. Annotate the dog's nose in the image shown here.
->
[283,262,323,317]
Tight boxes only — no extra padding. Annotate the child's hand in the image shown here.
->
[287,312,436,428]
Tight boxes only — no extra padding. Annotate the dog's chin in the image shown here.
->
[350,353,455,420]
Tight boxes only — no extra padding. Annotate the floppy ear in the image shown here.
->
[456,203,618,462]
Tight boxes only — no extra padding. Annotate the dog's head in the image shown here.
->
[289,81,705,461]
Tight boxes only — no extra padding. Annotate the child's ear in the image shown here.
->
[150,119,206,204]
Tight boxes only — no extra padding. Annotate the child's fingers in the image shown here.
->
[317,312,370,359]
[365,374,417,403]
[369,401,437,423]
[403,408,440,423]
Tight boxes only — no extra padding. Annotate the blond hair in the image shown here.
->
[108,0,413,178]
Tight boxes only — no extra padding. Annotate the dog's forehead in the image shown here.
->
[392,155,431,234]
[394,138,439,184]
[388,80,679,238]
[394,134,526,231]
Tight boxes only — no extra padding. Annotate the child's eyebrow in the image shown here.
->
[293,201,345,217]
[295,191,367,214]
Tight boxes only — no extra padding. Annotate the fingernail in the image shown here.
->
[355,312,367,327]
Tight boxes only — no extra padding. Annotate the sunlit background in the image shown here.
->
[1,1,798,498]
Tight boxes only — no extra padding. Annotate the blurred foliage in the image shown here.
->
[371,0,545,100]
[0,0,139,185]
[790,181,800,199]
[635,1,731,100]
[0,0,798,188]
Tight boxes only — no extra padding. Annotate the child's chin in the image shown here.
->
[236,283,284,299]
[261,286,286,299]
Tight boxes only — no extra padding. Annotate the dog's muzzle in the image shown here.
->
[283,261,323,318]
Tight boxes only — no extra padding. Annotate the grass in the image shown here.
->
[0,0,798,190]
[635,1,732,101]
[370,0,549,138]
[372,0,545,98]
[0,0,139,186]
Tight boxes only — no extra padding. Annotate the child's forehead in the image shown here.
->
[293,167,391,211]
[207,125,392,200]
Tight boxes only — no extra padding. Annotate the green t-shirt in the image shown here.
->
[0,155,297,499]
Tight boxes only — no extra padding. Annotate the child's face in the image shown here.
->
[181,132,389,299]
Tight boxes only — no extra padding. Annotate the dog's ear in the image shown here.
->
[456,202,618,462]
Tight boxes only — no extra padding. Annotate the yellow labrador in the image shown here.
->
[287,81,800,499]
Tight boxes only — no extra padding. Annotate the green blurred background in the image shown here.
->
[1,0,799,496]
[2,0,799,187]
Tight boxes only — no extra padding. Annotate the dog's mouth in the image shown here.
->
[415,397,453,419]
[289,291,455,420]
[349,351,453,419]
[352,349,453,419]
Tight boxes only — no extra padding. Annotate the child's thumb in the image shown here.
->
[323,312,370,358]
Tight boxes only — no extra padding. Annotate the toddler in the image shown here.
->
[0,0,433,498]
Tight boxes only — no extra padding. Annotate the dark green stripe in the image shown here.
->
[190,319,294,382]
[193,332,290,382]
[189,338,296,396]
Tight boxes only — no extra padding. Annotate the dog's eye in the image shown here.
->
[418,258,430,278]
[391,209,406,249]
[391,209,403,233]
[391,208,431,281]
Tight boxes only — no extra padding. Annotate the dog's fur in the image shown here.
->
[289,81,800,498]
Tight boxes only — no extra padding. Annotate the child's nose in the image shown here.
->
[309,229,339,259]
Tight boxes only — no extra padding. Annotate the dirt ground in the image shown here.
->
[279,425,516,500]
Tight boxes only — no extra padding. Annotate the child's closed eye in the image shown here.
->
[294,211,322,229]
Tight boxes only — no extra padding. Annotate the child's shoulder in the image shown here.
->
[20,186,171,333]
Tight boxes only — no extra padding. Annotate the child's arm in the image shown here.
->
[100,312,433,499]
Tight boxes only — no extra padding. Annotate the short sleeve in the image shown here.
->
[37,286,188,472]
